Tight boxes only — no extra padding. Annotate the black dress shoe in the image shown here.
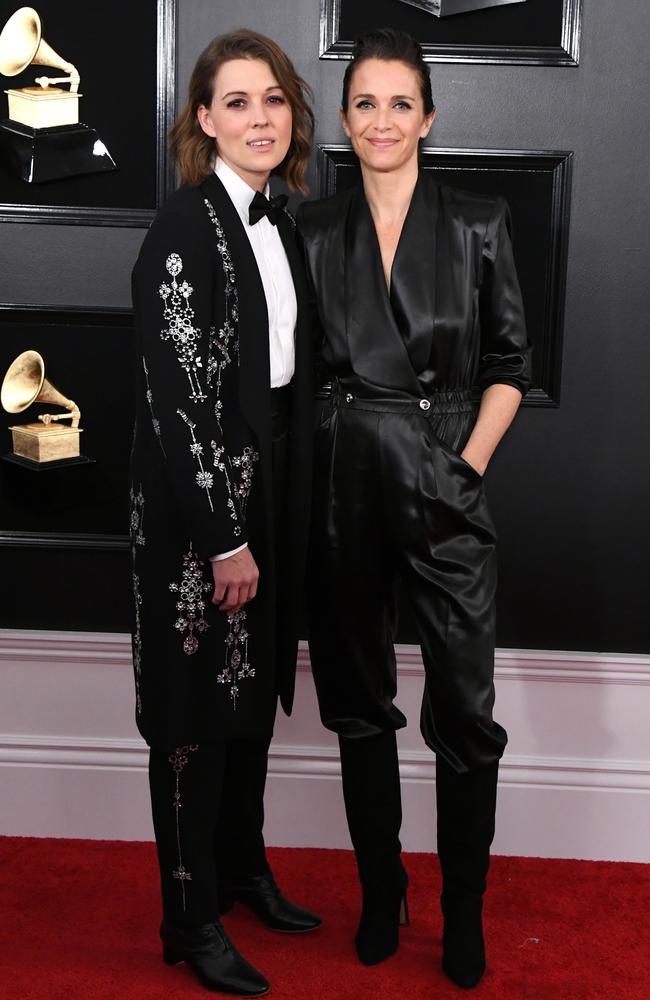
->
[160,919,270,996]
[220,872,322,933]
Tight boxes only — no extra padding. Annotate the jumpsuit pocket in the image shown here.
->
[430,430,484,489]
[315,385,336,432]
[455,452,484,483]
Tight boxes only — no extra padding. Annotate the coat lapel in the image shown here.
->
[200,173,270,447]
[345,184,422,394]
[276,208,309,347]
[389,172,439,377]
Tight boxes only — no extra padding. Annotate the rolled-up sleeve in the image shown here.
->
[477,198,532,396]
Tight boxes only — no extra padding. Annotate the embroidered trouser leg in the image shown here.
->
[149,743,226,926]
[308,382,507,773]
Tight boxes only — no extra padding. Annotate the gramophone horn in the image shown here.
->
[1,350,80,428]
[0,7,80,92]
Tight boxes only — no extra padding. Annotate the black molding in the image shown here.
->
[0,303,133,323]
[316,144,573,407]
[0,530,129,551]
[0,0,177,227]
[319,0,582,66]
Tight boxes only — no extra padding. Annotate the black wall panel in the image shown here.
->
[0,308,133,631]
[1,0,648,654]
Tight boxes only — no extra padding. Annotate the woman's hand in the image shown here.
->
[211,547,259,615]
[460,383,523,478]
[459,450,487,477]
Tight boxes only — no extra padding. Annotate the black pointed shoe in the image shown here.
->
[219,872,322,933]
[160,919,270,996]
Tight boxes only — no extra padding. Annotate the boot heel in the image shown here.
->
[162,943,183,966]
[399,891,410,926]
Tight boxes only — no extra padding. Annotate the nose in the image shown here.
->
[374,107,392,132]
[250,100,269,126]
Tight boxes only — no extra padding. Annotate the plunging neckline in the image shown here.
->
[364,179,419,297]
[342,171,438,395]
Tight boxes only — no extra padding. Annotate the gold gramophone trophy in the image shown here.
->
[1,350,84,464]
[0,6,116,182]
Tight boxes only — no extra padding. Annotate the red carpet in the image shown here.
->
[0,838,648,1000]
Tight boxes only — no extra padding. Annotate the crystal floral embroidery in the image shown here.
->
[159,253,207,404]
[206,322,236,425]
[142,356,165,455]
[217,609,254,708]
[177,408,217,513]
[210,439,239,532]
[169,550,212,656]
[231,446,259,515]
[282,205,296,230]
[129,486,146,715]
[130,486,145,547]
[169,744,199,910]
[204,199,240,424]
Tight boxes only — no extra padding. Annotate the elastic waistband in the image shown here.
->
[332,378,478,416]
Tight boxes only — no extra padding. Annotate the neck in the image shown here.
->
[360,160,419,227]
[219,155,269,193]
[248,173,270,193]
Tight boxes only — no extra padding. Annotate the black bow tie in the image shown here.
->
[248,190,288,227]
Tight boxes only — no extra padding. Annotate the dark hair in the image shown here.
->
[170,29,314,192]
[341,28,434,116]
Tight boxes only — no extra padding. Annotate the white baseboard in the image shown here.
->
[1,630,649,861]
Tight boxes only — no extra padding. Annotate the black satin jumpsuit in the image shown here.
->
[297,172,532,773]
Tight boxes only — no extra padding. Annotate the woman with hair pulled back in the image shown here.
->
[130,28,319,996]
[297,28,531,989]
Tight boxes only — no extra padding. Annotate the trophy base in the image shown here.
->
[9,422,83,463]
[5,87,81,129]
[1,452,93,471]
[0,119,117,183]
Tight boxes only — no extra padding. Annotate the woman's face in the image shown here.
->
[341,59,435,175]
[197,57,293,190]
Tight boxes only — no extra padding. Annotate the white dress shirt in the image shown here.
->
[211,158,297,562]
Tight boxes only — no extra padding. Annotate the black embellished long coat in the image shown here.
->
[130,174,313,751]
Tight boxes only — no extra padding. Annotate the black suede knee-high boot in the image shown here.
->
[435,756,499,990]
[338,731,408,966]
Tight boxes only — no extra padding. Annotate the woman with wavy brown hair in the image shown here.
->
[130,29,318,996]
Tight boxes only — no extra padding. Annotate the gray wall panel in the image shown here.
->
[1,226,144,308]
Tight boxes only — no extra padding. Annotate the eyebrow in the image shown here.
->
[221,85,283,98]
[352,93,417,102]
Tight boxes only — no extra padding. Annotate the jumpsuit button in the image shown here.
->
[345,393,353,403]
[419,398,431,411]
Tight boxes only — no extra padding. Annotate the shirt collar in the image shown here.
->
[214,157,270,228]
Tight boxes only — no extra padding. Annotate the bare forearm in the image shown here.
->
[461,383,523,476]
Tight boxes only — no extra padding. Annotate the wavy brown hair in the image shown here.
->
[170,29,314,192]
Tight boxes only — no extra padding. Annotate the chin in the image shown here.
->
[246,148,289,174]
[362,156,407,174]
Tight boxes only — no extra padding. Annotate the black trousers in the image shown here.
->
[149,386,291,926]
[309,378,507,773]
